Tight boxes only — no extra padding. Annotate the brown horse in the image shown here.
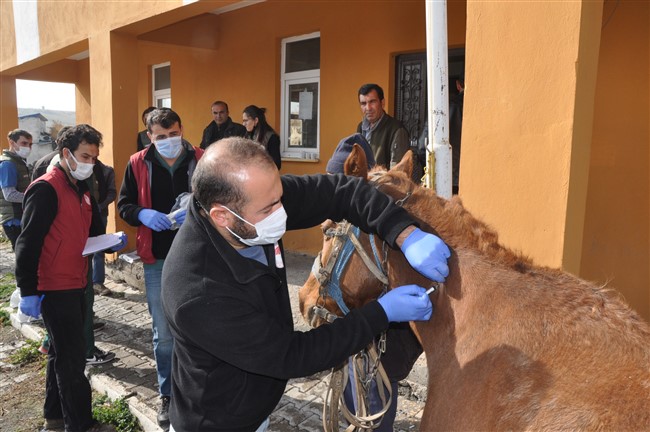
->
[299,147,650,431]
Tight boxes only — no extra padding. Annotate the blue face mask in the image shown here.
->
[155,136,183,159]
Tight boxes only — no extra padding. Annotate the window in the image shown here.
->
[152,62,171,108]
[280,33,320,160]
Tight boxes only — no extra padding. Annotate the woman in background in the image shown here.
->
[242,105,281,169]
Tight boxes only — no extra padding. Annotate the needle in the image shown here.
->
[426,286,437,295]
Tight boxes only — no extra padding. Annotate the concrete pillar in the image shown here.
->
[461,0,603,273]
[88,31,138,237]
[0,75,19,150]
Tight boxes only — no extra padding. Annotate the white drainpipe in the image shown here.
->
[424,0,452,199]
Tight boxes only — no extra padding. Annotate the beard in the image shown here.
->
[229,215,258,245]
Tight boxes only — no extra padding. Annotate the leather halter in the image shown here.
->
[309,221,393,431]
[311,221,388,317]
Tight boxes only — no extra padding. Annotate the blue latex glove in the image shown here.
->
[138,209,172,232]
[19,295,42,319]
[400,228,451,282]
[174,209,187,226]
[377,284,433,322]
[110,232,128,252]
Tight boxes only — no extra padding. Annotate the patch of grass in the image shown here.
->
[0,273,16,303]
[0,308,10,327]
[9,339,44,366]
[92,394,143,432]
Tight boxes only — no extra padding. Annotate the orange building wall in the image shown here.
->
[161,0,465,254]
[1,0,227,73]
[581,0,650,319]
[460,1,594,268]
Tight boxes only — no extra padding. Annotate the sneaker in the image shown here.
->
[86,347,116,365]
[93,283,112,296]
[157,396,170,430]
[38,343,49,355]
[41,418,64,432]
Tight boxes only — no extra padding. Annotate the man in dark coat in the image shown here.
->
[199,100,246,149]
[356,83,410,169]
[162,137,451,431]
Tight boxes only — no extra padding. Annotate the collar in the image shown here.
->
[215,117,232,130]
[361,112,386,133]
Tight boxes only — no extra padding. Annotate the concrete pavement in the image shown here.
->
[1,241,427,431]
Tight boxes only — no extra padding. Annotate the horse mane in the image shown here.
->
[369,167,533,273]
[368,166,650,342]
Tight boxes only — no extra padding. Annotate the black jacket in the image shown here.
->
[200,118,246,149]
[162,173,416,431]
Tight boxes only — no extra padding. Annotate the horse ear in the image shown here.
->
[391,150,414,178]
[343,144,369,179]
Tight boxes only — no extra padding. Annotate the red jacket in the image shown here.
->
[35,168,92,291]
[130,146,203,264]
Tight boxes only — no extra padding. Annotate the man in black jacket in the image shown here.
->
[162,137,451,432]
[199,100,246,149]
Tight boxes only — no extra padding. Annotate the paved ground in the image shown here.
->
[1,242,427,431]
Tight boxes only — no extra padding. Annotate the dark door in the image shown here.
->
[394,49,465,140]
[395,49,465,189]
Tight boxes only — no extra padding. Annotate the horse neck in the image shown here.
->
[403,188,532,271]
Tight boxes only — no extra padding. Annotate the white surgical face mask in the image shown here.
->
[16,146,31,159]
[65,150,94,181]
[223,205,287,246]
[155,136,183,159]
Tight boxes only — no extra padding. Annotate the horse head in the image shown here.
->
[298,146,431,329]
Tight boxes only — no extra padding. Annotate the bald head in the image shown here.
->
[193,137,278,211]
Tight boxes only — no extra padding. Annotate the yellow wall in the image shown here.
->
[145,0,465,254]
[581,0,650,319]
[0,76,18,148]
[461,1,597,268]
[1,0,229,73]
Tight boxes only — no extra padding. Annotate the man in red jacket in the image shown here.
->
[117,108,203,431]
[16,124,126,432]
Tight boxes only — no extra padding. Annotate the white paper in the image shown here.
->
[119,251,141,264]
[83,231,124,256]
[299,91,313,120]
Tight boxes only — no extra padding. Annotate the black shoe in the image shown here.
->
[86,347,116,365]
[157,396,170,430]
[93,321,105,330]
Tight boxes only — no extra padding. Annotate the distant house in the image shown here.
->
[18,113,48,143]
[18,113,55,165]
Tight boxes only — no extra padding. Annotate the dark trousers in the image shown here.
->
[2,224,21,250]
[42,290,94,431]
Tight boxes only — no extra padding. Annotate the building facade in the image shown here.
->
[1,0,648,320]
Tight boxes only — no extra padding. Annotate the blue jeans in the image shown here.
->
[144,260,173,397]
[92,251,105,285]
[92,214,107,284]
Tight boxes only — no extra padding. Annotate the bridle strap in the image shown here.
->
[323,344,393,432]
[311,222,388,315]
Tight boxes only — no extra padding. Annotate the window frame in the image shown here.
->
[280,32,320,160]
[152,62,171,108]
